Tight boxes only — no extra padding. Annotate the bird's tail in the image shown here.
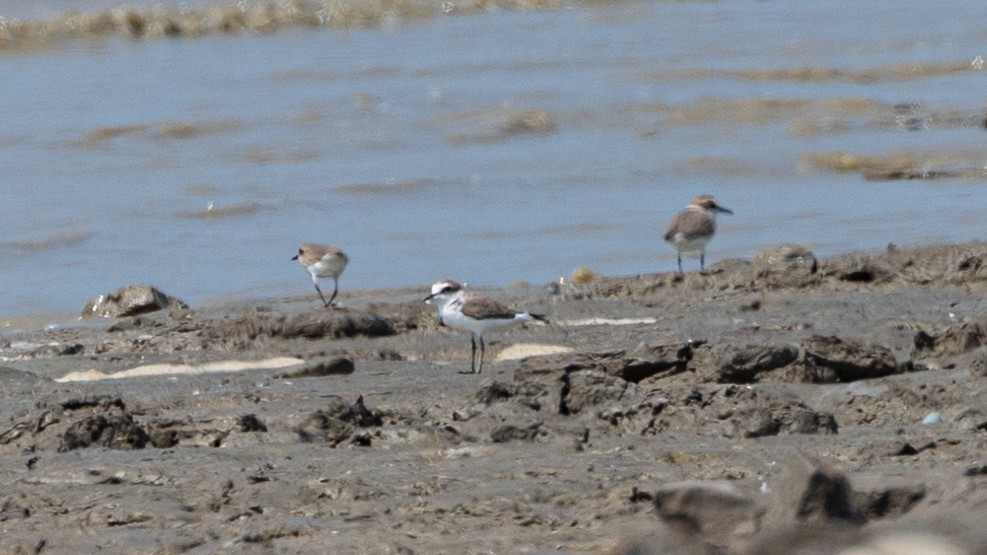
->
[524,312,550,324]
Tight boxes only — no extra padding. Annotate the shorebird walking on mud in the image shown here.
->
[424,280,548,374]
[664,194,733,274]
[292,243,348,308]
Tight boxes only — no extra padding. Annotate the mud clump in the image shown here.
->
[82,284,188,318]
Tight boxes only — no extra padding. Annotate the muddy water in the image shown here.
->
[1,0,985,317]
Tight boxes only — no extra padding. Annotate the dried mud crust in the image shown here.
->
[3,243,987,554]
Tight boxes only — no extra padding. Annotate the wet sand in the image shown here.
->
[3,242,987,553]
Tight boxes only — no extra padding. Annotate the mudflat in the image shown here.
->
[3,242,987,554]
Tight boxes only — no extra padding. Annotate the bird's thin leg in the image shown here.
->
[327,277,339,306]
[470,335,478,373]
[700,252,706,272]
[477,336,485,374]
[677,252,683,275]
[314,281,330,308]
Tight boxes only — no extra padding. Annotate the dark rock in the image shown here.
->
[58,413,148,451]
[561,370,633,415]
[146,420,180,448]
[651,480,758,549]
[327,395,382,427]
[762,452,863,529]
[858,439,936,458]
[24,343,84,357]
[82,285,188,318]
[787,409,838,435]
[238,414,267,433]
[296,395,382,446]
[744,410,837,437]
[143,418,239,448]
[474,381,514,404]
[277,357,355,378]
[715,344,800,383]
[912,322,986,359]
[60,395,127,412]
[721,386,838,438]
[821,254,893,284]
[516,341,695,385]
[852,480,925,519]
[296,413,351,445]
[200,310,397,349]
[954,408,987,431]
[490,422,542,443]
[617,343,696,383]
[733,407,779,438]
[283,312,394,339]
[801,335,899,382]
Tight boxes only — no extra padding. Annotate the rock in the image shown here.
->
[801,335,900,382]
[617,343,697,383]
[82,285,187,318]
[490,422,542,443]
[852,476,925,519]
[651,480,758,549]
[912,322,986,359]
[199,310,397,349]
[921,412,942,425]
[561,370,634,415]
[968,345,987,377]
[753,244,820,288]
[0,367,50,393]
[755,244,818,273]
[714,344,800,383]
[761,452,863,530]
[282,312,394,339]
[953,407,987,431]
[474,381,514,404]
[238,414,267,433]
[515,341,696,385]
[725,389,838,438]
[277,357,355,378]
[58,413,149,451]
[733,407,779,438]
[296,395,383,446]
[820,253,894,284]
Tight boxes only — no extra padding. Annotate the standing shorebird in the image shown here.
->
[664,194,733,274]
[292,243,348,308]
[424,280,548,374]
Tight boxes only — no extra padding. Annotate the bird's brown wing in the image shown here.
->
[665,209,714,241]
[459,294,517,320]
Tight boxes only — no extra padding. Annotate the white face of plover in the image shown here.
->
[424,280,463,305]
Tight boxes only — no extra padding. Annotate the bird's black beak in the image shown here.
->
[715,205,733,215]
[423,293,436,303]
[291,254,299,261]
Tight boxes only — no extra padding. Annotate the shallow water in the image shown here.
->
[2,0,986,317]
